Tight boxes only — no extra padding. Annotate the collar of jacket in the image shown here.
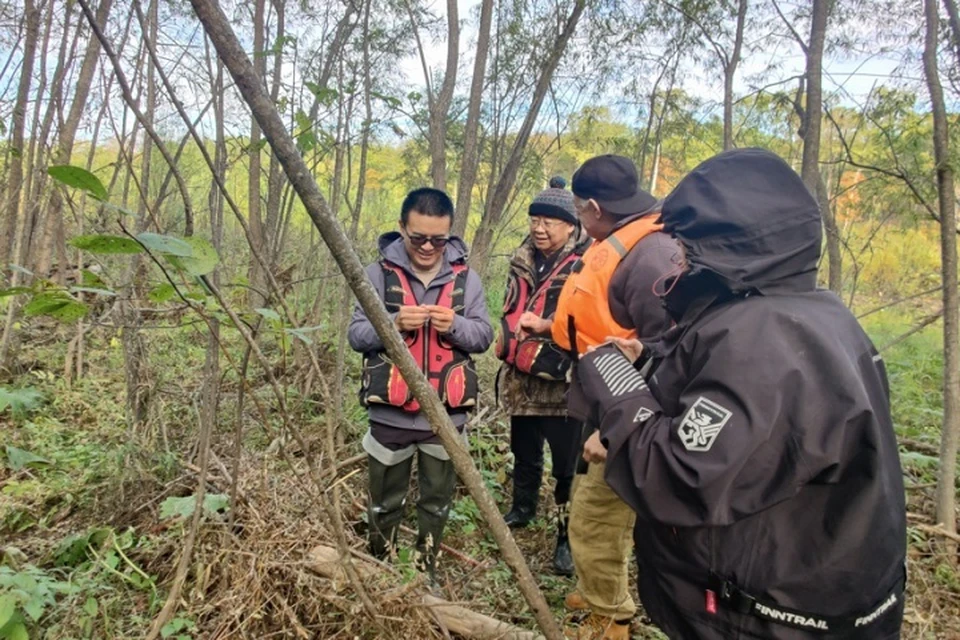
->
[605,207,662,237]
[509,227,589,283]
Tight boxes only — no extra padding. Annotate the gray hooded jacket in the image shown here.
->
[348,232,494,431]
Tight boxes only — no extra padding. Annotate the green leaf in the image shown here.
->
[22,292,88,322]
[284,328,313,345]
[48,165,107,201]
[305,82,338,106]
[165,237,218,276]
[53,528,112,567]
[83,597,97,617]
[254,308,281,323]
[159,493,229,521]
[161,617,195,638]
[136,233,193,257]
[0,287,32,298]
[22,596,42,621]
[0,594,15,629]
[296,130,317,153]
[371,91,401,109]
[69,234,142,255]
[0,387,44,417]
[205,494,229,514]
[80,270,107,287]
[148,284,177,303]
[5,446,52,471]
[284,325,324,345]
[5,621,28,640]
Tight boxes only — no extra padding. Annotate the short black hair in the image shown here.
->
[401,187,454,224]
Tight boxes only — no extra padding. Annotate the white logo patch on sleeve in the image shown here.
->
[633,407,654,423]
[593,352,647,397]
[677,397,732,452]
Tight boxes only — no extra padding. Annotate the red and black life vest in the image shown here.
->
[360,261,478,413]
[495,246,582,381]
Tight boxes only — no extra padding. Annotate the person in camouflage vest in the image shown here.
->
[496,177,589,576]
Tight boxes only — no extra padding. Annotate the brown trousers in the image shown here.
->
[568,461,637,619]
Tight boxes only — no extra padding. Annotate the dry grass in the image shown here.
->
[135,431,960,640]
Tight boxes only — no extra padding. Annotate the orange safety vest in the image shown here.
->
[552,215,663,355]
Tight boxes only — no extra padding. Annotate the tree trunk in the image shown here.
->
[817,174,842,292]
[924,0,960,549]
[334,0,375,429]
[0,0,42,371]
[469,0,587,273]
[264,0,286,272]
[19,0,61,277]
[451,0,493,239]
[248,0,267,307]
[0,0,40,271]
[123,0,159,434]
[48,0,112,278]
[186,2,565,636]
[800,0,840,293]
[722,0,748,151]
[429,0,459,191]
[79,0,203,431]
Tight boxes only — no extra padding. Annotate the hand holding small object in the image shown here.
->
[395,305,430,331]
[423,304,455,333]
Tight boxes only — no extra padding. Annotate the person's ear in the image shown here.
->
[588,199,602,220]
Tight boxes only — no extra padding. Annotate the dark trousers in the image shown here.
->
[510,415,581,505]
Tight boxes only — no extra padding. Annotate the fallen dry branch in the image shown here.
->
[900,438,943,458]
[913,523,960,545]
[308,545,540,640]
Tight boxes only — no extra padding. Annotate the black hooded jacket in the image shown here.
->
[572,149,906,639]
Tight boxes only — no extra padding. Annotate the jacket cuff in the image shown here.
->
[448,313,475,345]
[598,388,661,456]
[577,347,661,453]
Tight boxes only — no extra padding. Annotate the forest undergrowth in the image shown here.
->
[1,306,958,640]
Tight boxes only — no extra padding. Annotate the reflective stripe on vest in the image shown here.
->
[551,216,663,355]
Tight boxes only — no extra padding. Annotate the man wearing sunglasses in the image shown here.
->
[348,187,493,581]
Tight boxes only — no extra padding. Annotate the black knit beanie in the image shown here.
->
[529,176,577,224]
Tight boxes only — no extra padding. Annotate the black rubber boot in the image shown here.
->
[415,451,456,583]
[367,455,413,559]
[553,503,575,576]
[503,464,540,528]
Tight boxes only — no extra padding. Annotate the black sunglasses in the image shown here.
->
[404,230,450,248]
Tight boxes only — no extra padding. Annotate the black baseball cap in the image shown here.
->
[571,154,658,216]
